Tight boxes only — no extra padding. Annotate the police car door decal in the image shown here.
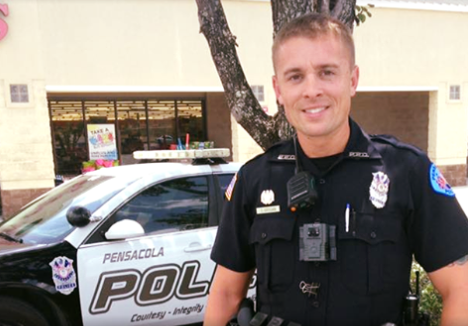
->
[78,229,217,326]
[77,176,217,326]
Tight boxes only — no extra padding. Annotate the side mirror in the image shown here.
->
[105,219,145,240]
[66,206,91,227]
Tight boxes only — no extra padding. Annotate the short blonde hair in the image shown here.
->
[272,13,355,69]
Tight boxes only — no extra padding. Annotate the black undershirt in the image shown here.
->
[296,140,342,174]
[309,154,342,173]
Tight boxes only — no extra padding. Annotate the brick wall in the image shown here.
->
[351,92,429,152]
[439,164,467,187]
[1,188,51,220]
[206,93,233,160]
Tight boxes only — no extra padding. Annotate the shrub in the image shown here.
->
[410,261,442,326]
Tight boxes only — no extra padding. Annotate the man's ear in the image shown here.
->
[350,65,360,97]
[272,75,284,105]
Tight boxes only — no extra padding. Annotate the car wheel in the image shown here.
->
[0,296,49,326]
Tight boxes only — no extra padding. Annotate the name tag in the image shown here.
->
[256,205,280,215]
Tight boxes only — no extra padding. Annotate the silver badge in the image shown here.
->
[369,171,390,209]
[49,256,77,295]
[260,189,275,205]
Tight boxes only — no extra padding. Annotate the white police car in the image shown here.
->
[0,149,254,326]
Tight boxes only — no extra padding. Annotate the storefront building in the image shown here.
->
[0,0,467,218]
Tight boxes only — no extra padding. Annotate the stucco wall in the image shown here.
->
[0,0,467,188]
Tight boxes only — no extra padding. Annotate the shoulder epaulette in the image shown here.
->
[370,134,424,155]
[243,139,292,166]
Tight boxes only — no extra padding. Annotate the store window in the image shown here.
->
[49,97,206,176]
[117,101,147,164]
[49,101,87,175]
[177,100,204,145]
[147,100,176,150]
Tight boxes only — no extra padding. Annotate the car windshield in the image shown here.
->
[0,174,136,245]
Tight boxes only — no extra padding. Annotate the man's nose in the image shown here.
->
[302,75,323,98]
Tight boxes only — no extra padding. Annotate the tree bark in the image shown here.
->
[195,0,356,150]
[271,0,315,36]
[332,0,357,31]
[196,0,284,150]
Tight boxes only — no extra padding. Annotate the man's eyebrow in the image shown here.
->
[282,64,340,76]
[282,67,302,76]
[317,64,339,70]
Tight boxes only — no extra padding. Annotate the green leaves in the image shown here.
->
[355,4,374,26]
[411,261,442,326]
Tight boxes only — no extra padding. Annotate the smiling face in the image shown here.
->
[273,34,359,154]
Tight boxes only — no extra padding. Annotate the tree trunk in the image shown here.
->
[195,0,356,150]
[271,0,315,36]
[195,0,282,150]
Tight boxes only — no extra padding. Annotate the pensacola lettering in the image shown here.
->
[130,310,166,322]
[103,247,164,264]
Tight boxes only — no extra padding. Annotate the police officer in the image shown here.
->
[204,13,468,326]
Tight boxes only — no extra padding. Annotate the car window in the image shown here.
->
[114,176,209,235]
[216,174,235,197]
[0,174,133,245]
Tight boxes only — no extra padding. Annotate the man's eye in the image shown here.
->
[322,70,335,77]
[288,74,302,81]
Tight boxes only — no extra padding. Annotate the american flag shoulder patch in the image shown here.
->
[225,173,238,201]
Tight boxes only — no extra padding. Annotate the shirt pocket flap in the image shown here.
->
[339,212,401,245]
[249,215,295,245]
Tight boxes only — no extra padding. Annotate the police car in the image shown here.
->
[0,149,254,326]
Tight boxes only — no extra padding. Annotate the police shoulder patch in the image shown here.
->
[225,173,237,201]
[429,163,454,197]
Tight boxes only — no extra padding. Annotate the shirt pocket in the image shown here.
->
[338,211,410,295]
[249,214,296,292]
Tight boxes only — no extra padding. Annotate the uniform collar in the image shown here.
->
[343,118,382,160]
[268,118,381,162]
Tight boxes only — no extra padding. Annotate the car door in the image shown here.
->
[77,174,217,326]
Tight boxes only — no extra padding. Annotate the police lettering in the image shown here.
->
[277,154,295,160]
[90,261,210,314]
[349,152,369,158]
[102,247,164,264]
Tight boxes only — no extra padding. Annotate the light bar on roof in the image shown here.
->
[133,148,230,160]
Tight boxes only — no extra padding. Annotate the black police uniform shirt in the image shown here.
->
[211,119,468,326]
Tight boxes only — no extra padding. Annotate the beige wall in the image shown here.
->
[0,0,467,195]
[354,7,468,88]
[354,6,468,167]
[0,0,54,194]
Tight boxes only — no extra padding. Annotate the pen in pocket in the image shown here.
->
[345,203,350,232]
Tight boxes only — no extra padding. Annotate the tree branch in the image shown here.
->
[271,0,315,36]
[331,0,356,30]
[196,0,283,149]
[320,0,330,14]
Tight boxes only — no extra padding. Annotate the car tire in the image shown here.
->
[0,296,49,326]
